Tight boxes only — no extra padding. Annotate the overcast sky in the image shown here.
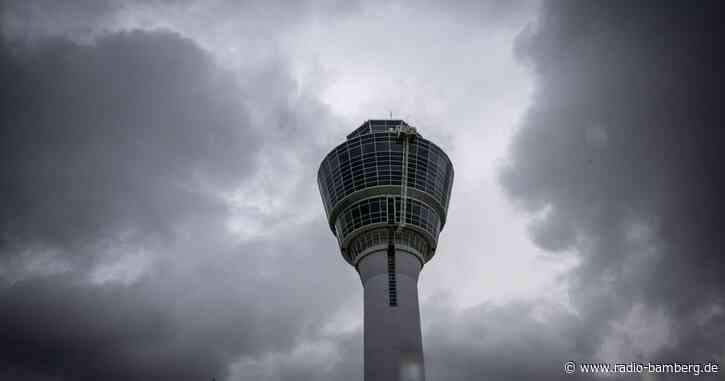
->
[1,1,723,380]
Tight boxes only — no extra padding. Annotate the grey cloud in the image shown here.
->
[527,207,577,252]
[0,0,362,44]
[4,1,723,380]
[0,28,360,381]
[373,2,724,380]
[425,301,597,381]
[1,0,124,39]
[0,222,357,381]
[0,275,182,380]
[1,30,256,255]
[502,0,724,367]
[417,0,536,26]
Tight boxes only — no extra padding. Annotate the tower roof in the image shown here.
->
[346,119,414,140]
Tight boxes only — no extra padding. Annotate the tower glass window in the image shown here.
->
[318,120,453,264]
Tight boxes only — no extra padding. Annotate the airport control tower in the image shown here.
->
[318,120,454,381]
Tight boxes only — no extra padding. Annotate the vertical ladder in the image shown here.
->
[395,123,416,232]
[387,238,397,307]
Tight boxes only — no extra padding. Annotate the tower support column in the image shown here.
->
[357,247,425,381]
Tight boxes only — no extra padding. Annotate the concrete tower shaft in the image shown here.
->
[317,120,454,381]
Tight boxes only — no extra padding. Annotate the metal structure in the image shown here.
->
[318,120,454,381]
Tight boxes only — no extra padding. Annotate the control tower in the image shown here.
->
[317,120,454,381]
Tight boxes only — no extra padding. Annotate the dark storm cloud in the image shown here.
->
[1,30,257,255]
[501,0,724,368]
[0,28,360,380]
[0,29,251,379]
[5,1,723,380]
[413,2,725,379]
[0,224,356,381]
[0,275,179,380]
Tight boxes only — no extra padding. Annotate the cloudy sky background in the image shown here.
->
[1,1,723,380]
